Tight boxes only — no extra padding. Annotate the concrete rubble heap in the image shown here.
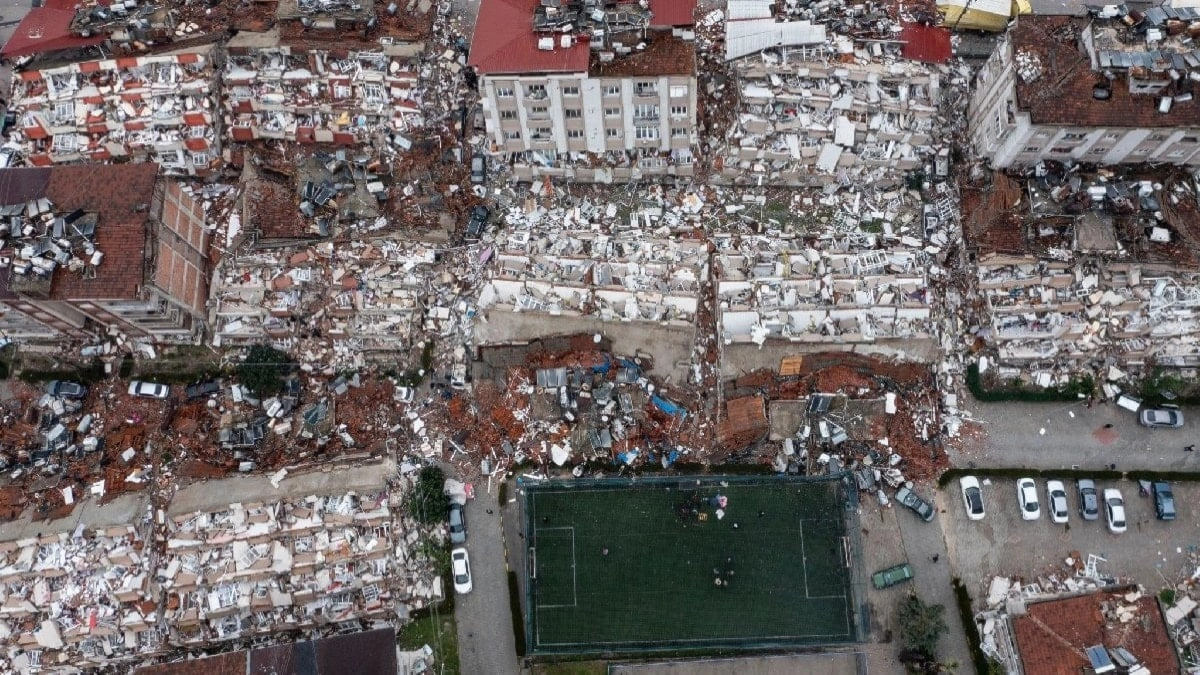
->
[965,166,1200,380]
[712,0,952,186]
[9,47,219,174]
[0,525,156,672]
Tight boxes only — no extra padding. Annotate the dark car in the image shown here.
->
[1153,481,1177,521]
[449,502,467,544]
[872,563,914,589]
[1077,478,1099,521]
[895,486,935,522]
[465,205,490,240]
[470,154,486,184]
[185,379,222,401]
[45,380,88,399]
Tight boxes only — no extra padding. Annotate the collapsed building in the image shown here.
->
[714,0,952,186]
[6,45,221,175]
[965,167,1200,374]
[469,0,700,182]
[0,164,212,343]
[221,0,433,148]
[971,12,1200,169]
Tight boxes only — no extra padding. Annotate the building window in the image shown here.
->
[635,126,658,140]
[1133,148,1150,155]
[606,128,620,138]
[529,105,548,115]
[670,105,688,117]
[671,127,688,137]
[191,151,210,165]
[669,85,688,98]
[52,134,78,152]
[565,109,582,118]
[605,85,621,96]
[604,107,620,117]
[496,86,515,97]
[1103,132,1120,140]
[1050,147,1072,154]
[334,84,352,99]
[1034,132,1050,139]
[504,131,521,141]
[1148,133,1166,141]
[53,101,74,123]
[526,84,547,99]
[634,104,658,120]
[567,129,583,139]
[562,86,580,96]
[1183,136,1200,143]
[1023,146,1040,153]
[189,126,207,138]
[1062,132,1087,140]
[1091,147,1108,154]
[500,110,516,119]
[1168,149,1187,158]
[531,127,552,140]
[635,81,658,96]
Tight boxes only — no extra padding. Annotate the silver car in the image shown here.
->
[127,381,170,399]
[1139,405,1184,428]
[1077,479,1099,520]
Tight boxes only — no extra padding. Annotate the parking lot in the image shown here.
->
[941,475,1200,604]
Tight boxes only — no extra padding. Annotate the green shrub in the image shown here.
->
[236,344,293,397]
[953,577,992,675]
[406,466,447,526]
[1159,588,1177,605]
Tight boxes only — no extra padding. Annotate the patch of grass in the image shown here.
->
[938,467,1125,488]
[952,577,991,675]
[18,358,107,385]
[398,608,460,675]
[509,570,527,658]
[1159,588,1177,605]
[966,362,1093,403]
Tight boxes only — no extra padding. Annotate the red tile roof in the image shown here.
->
[1012,591,1178,675]
[648,0,696,27]
[1013,16,1200,127]
[468,0,590,75]
[900,23,951,64]
[1,0,106,58]
[588,32,696,77]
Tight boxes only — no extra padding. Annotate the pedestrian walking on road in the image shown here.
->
[1103,423,1114,429]
[1186,445,1195,452]
[931,554,940,563]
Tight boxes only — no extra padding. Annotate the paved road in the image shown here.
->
[455,492,520,675]
[956,397,1199,471]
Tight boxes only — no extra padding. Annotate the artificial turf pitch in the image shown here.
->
[524,477,857,652]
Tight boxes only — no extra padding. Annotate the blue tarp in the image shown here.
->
[591,354,612,374]
[651,395,687,419]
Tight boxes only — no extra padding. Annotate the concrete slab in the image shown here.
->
[168,459,395,515]
[0,492,147,540]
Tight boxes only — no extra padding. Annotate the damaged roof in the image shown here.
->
[1012,592,1177,675]
[468,0,590,75]
[900,23,952,64]
[0,0,106,58]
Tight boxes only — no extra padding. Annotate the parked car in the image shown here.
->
[960,475,985,521]
[451,547,472,594]
[465,205,490,240]
[1017,477,1040,521]
[470,154,486,184]
[1139,404,1184,428]
[1104,488,1127,534]
[1077,478,1099,521]
[395,386,415,404]
[895,486,935,522]
[45,380,88,399]
[185,379,222,401]
[449,502,467,544]
[1046,480,1069,524]
[1153,481,1177,521]
[127,381,170,399]
[872,563,915,589]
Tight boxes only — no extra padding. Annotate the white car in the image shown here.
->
[451,547,472,594]
[1017,478,1040,521]
[395,386,414,404]
[127,380,170,399]
[1104,488,1127,534]
[1046,480,1069,524]
[960,475,985,521]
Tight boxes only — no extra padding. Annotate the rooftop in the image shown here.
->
[1012,14,1200,127]
[1012,591,1177,675]
[468,0,590,75]
[0,0,106,58]
[0,164,158,301]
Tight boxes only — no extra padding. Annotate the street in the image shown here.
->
[454,489,520,675]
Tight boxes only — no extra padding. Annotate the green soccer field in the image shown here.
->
[523,476,860,653]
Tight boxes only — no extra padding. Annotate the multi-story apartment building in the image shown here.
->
[971,13,1200,168]
[221,0,432,147]
[0,164,212,343]
[7,46,220,176]
[469,0,698,182]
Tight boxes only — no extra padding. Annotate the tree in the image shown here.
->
[898,593,947,668]
[407,465,447,525]
[236,344,292,397]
